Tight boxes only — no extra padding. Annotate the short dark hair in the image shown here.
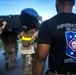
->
[57,0,75,6]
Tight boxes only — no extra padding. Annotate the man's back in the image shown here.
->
[40,12,76,72]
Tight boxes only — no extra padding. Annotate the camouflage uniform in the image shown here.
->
[2,33,18,69]
[18,30,38,75]
[0,27,4,34]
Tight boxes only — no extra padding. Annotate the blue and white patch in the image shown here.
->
[65,32,76,58]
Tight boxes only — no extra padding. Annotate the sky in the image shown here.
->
[0,0,76,21]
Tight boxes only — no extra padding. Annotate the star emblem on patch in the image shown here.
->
[69,38,76,51]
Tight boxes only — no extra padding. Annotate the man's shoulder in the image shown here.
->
[45,14,58,21]
[41,14,58,26]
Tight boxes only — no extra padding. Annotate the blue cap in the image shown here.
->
[22,8,40,19]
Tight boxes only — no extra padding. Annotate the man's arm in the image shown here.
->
[1,21,7,29]
[0,21,7,34]
[17,31,24,39]
[33,43,50,75]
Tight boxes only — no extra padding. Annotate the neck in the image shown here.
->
[59,5,73,13]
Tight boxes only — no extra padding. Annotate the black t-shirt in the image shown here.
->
[38,12,76,72]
